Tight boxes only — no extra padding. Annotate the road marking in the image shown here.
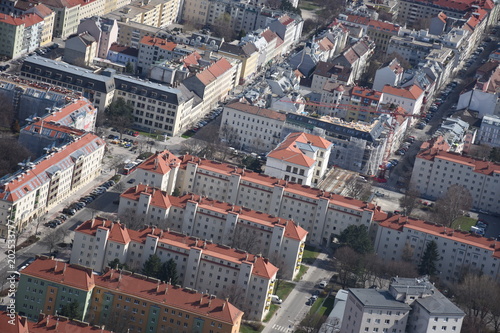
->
[271,324,289,332]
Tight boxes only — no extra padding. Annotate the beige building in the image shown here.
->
[114,20,160,48]
[218,42,259,84]
[43,0,80,38]
[104,0,180,28]
[0,13,44,59]
[0,132,105,237]
[71,217,279,320]
[24,3,55,46]
[220,102,286,152]
[64,32,98,67]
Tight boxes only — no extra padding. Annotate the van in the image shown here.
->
[319,281,327,288]
[270,295,282,304]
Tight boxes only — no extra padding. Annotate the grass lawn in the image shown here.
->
[317,297,335,317]
[240,323,263,333]
[264,281,296,322]
[294,265,309,282]
[302,245,320,264]
[136,130,165,140]
[181,130,196,138]
[263,304,279,322]
[452,216,477,231]
[299,0,321,11]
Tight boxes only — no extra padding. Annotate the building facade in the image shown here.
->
[71,217,279,320]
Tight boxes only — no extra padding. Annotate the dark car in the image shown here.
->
[62,208,76,216]
[127,178,136,184]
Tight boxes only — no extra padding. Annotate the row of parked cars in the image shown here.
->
[470,220,488,236]
[192,108,223,132]
[61,180,115,217]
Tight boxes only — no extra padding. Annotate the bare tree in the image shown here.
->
[0,92,14,129]
[229,224,262,255]
[118,208,147,230]
[468,144,491,160]
[433,185,473,227]
[399,183,420,216]
[296,312,323,333]
[219,123,240,147]
[44,229,66,254]
[180,139,204,156]
[401,242,414,262]
[344,179,372,200]
[335,246,362,288]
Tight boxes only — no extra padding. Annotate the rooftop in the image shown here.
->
[136,150,180,175]
[267,132,332,167]
[225,102,286,121]
[349,289,412,310]
[382,84,424,100]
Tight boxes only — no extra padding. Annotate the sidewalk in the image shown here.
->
[262,252,330,333]
[0,168,115,267]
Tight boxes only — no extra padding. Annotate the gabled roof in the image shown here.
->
[140,36,176,51]
[96,269,243,324]
[0,12,43,26]
[21,257,95,291]
[196,57,233,86]
[382,84,423,100]
[367,20,400,33]
[225,102,286,121]
[29,314,114,332]
[120,184,171,209]
[0,312,29,333]
[108,43,138,57]
[136,149,180,174]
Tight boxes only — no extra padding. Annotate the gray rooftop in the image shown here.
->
[416,291,465,316]
[349,289,411,310]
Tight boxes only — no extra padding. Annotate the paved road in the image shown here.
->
[262,252,334,333]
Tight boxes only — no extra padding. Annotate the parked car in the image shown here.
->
[127,178,136,184]
[270,295,282,304]
[318,281,327,288]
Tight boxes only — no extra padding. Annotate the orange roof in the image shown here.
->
[182,51,202,67]
[196,58,233,86]
[0,133,104,202]
[416,141,500,176]
[437,12,447,23]
[75,217,132,244]
[367,20,400,33]
[0,312,29,333]
[136,150,180,174]
[278,14,294,26]
[0,13,43,26]
[352,86,382,101]
[140,36,176,51]
[178,154,376,212]
[267,132,333,168]
[42,97,95,123]
[382,84,423,100]
[345,15,370,26]
[96,269,243,324]
[225,102,286,121]
[120,184,171,209]
[21,257,95,291]
[260,28,279,43]
[379,215,500,258]
[29,314,113,332]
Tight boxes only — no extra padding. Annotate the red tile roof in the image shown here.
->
[96,269,243,324]
[75,217,132,244]
[21,257,95,291]
[345,15,370,26]
[260,28,279,43]
[367,20,400,33]
[0,312,29,333]
[42,97,95,123]
[120,184,171,209]
[182,51,202,67]
[196,57,233,86]
[382,84,423,100]
[136,150,180,175]
[0,13,43,26]
[278,14,294,26]
[140,36,176,51]
[225,102,286,121]
[352,86,382,101]
[0,133,104,202]
[379,215,500,258]
[29,314,113,333]
[267,132,333,168]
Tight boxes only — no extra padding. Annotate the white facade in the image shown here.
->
[381,85,424,116]
[410,142,500,215]
[265,132,333,186]
[118,185,307,280]
[220,102,286,152]
[375,215,500,282]
[0,133,105,237]
[477,114,500,147]
[373,58,404,92]
[70,218,278,321]
[457,88,499,117]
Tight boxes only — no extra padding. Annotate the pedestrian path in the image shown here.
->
[270,324,291,332]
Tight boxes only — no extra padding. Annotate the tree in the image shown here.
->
[45,228,66,254]
[142,254,162,278]
[105,98,134,139]
[172,187,181,197]
[433,185,473,227]
[418,241,439,276]
[399,183,420,216]
[211,13,236,41]
[335,246,362,288]
[125,61,134,74]
[338,225,373,255]
[0,138,31,178]
[241,156,262,173]
[10,119,20,133]
[229,224,262,254]
[490,147,500,162]
[118,208,147,230]
[468,144,491,160]
[158,259,179,284]
[344,179,372,201]
[108,258,130,271]
[0,92,14,129]
[59,300,81,319]
[219,123,240,147]
[401,242,414,262]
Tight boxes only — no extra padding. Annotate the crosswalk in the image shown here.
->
[271,324,291,332]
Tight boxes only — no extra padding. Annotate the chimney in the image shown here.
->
[63,263,67,274]
[46,315,49,327]
[200,295,203,304]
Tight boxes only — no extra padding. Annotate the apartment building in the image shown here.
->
[114,20,159,48]
[78,17,119,59]
[381,84,424,116]
[341,277,464,333]
[375,214,500,281]
[71,217,279,320]
[366,20,400,54]
[343,86,383,123]
[0,312,114,333]
[218,42,258,84]
[268,14,303,55]
[283,113,388,176]
[16,256,243,332]
[331,37,375,82]
[104,0,180,29]
[18,97,98,156]
[0,13,44,59]
[477,114,500,147]
[24,3,55,47]
[63,32,98,67]
[117,186,307,278]
[0,132,105,237]
[137,35,177,74]
[410,138,500,215]
[265,132,333,186]
[311,61,351,93]
[373,58,404,92]
[220,102,286,153]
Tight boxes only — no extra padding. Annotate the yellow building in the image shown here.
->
[105,0,180,28]
[218,42,258,84]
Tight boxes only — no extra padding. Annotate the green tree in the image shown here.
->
[105,97,134,139]
[338,225,373,255]
[59,300,81,319]
[158,259,179,284]
[142,254,162,278]
[241,156,262,173]
[125,61,134,74]
[108,258,129,270]
[418,241,439,276]
[172,187,181,197]
[490,147,500,162]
